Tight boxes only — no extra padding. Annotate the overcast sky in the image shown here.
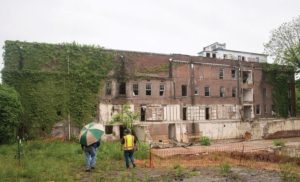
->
[1,0,300,81]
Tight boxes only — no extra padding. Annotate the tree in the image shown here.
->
[110,104,139,130]
[264,16,300,68]
[0,84,23,144]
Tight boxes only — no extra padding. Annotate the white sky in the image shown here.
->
[0,0,300,81]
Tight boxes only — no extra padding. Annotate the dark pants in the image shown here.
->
[124,150,135,168]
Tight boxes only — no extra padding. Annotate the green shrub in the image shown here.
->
[273,139,285,147]
[219,162,231,176]
[279,163,300,182]
[200,136,211,146]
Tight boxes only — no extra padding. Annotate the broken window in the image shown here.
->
[105,125,113,134]
[146,83,151,96]
[159,84,165,96]
[223,54,227,59]
[132,84,138,96]
[219,68,224,79]
[206,53,210,57]
[242,71,252,84]
[256,105,261,115]
[243,88,253,102]
[119,82,126,95]
[220,86,225,97]
[141,106,146,121]
[105,81,112,95]
[205,107,210,120]
[204,86,210,96]
[182,85,187,96]
[212,53,216,58]
[231,69,236,79]
[242,56,245,61]
[194,87,199,95]
[232,87,236,97]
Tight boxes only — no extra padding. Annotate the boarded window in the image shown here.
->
[182,85,187,96]
[146,83,151,96]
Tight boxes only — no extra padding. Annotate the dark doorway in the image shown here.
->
[119,125,125,139]
[205,107,210,120]
[119,82,126,95]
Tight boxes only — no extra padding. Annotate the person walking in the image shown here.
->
[82,140,101,172]
[121,129,137,168]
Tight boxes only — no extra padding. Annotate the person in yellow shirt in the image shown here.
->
[121,129,137,168]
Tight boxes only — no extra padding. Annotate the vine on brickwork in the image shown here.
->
[262,63,294,117]
[2,41,115,137]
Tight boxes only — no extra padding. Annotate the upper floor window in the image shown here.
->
[194,87,199,95]
[263,88,267,98]
[105,81,112,95]
[146,83,151,96]
[231,69,236,79]
[204,86,210,96]
[256,105,261,115]
[132,84,138,96]
[220,86,225,97]
[256,57,259,62]
[119,82,126,95]
[219,68,224,79]
[159,84,165,96]
[182,85,187,96]
[232,87,236,97]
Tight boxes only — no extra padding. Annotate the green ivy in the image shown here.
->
[2,41,115,138]
[262,63,294,117]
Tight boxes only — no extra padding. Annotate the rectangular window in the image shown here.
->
[204,86,210,96]
[220,86,225,97]
[212,53,216,58]
[242,56,245,61]
[182,107,187,120]
[231,69,236,79]
[219,68,224,79]
[232,87,236,97]
[159,84,165,96]
[105,125,113,134]
[264,104,267,114]
[238,55,241,60]
[263,88,267,98]
[146,83,151,96]
[182,85,187,96]
[206,53,210,57]
[223,54,227,59]
[194,87,199,95]
[119,82,126,95]
[256,105,261,115]
[105,81,112,95]
[132,84,138,96]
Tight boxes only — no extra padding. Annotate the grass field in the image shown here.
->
[0,140,150,181]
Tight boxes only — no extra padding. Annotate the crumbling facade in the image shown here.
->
[99,50,296,143]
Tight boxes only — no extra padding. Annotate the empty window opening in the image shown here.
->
[182,85,187,96]
[183,107,187,120]
[232,87,236,97]
[140,106,146,121]
[105,81,112,95]
[242,88,253,102]
[219,68,224,79]
[206,53,210,57]
[132,84,138,96]
[205,107,210,120]
[204,87,210,96]
[256,105,261,115]
[243,105,252,119]
[168,124,176,139]
[194,87,199,95]
[242,56,245,61]
[231,69,236,79]
[159,84,165,96]
[264,104,267,114]
[105,125,113,134]
[212,53,216,58]
[242,71,252,84]
[220,87,225,97]
[146,83,151,96]
[119,82,126,95]
[223,54,227,59]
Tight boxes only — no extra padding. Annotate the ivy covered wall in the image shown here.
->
[2,41,115,137]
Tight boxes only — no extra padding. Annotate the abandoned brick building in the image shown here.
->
[99,49,296,142]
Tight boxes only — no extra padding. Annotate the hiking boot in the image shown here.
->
[85,168,91,172]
